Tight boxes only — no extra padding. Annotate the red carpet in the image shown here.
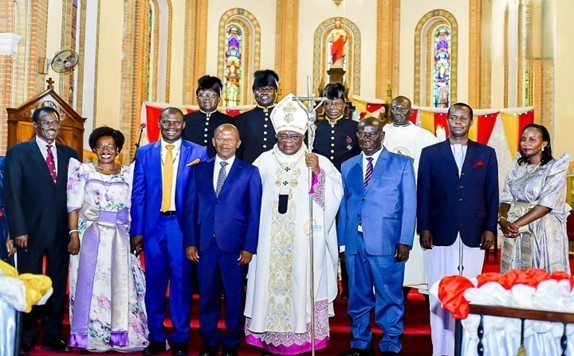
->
[26,251,574,355]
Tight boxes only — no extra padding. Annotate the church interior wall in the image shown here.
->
[399,0,470,105]
[168,0,186,105]
[296,0,378,97]
[0,0,571,158]
[204,0,277,92]
[94,0,123,129]
[553,0,574,158]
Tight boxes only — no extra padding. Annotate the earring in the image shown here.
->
[542,147,545,152]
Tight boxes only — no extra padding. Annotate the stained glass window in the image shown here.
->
[223,24,242,107]
[433,26,451,108]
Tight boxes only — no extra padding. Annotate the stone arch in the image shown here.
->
[414,9,458,106]
[313,17,361,95]
[217,8,261,106]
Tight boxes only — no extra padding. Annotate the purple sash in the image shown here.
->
[69,203,130,348]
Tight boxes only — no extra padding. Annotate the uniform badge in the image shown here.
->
[346,135,353,151]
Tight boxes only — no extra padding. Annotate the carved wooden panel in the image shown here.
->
[6,87,86,160]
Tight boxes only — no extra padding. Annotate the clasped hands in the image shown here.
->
[499,219,520,238]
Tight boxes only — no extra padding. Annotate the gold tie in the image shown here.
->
[161,144,175,212]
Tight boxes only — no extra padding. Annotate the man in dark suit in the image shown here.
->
[184,124,262,356]
[339,116,416,356]
[182,75,232,158]
[234,69,279,163]
[417,103,498,356]
[3,106,78,353]
[131,107,208,356]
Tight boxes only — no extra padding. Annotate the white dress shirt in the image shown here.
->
[35,136,58,175]
[161,138,182,211]
[213,155,236,192]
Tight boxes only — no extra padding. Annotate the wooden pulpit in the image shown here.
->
[6,82,86,160]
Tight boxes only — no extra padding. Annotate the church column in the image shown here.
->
[275,0,298,99]
[469,0,492,108]
[376,0,400,101]
[0,33,20,151]
[183,0,208,105]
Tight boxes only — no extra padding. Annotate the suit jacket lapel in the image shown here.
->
[367,148,388,192]
[439,139,459,174]
[347,156,364,196]
[28,140,55,185]
[55,143,68,188]
[218,158,239,197]
[175,141,189,206]
[461,140,477,174]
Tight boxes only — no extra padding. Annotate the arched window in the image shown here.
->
[217,8,261,106]
[414,10,458,106]
[223,24,243,107]
[432,25,451,108]
[313,17,361,95]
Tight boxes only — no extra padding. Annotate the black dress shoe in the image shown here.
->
[143,340,166,355]
[20,340,34,355]
[41,339,71,352]
[222,346,238,356]
[172,342,188,356]
[342,348,373,356]
[198,345,218,356]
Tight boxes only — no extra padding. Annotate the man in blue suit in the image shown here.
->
[417,103,498,356]
[184,124,262,356]
[131,107,208,356]
[339,116,416,356]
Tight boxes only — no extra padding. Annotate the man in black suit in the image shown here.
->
[3,106,78,354]
[234,69,279,163]
[183,75,232,157]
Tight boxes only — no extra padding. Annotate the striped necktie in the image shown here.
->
[364,157,374,188]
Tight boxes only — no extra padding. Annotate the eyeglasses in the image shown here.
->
[324,100,345,108]
[277,134,303,141]
[159,120,184,128]
[254,87,276,94]
[197,92,219,99]
[95,143,117,151]
[356,132,378,139]
[37,120,61,128]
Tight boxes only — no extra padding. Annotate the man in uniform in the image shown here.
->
[183,75,232,158]
[313,82,360,299]
[235,70,279,163]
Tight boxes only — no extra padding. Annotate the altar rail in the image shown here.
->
[456,304,574,356]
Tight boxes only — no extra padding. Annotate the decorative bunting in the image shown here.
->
[475,112,499,145]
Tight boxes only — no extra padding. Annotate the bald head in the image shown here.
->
[357,116,384,156]
[390,96,413,126]
[213,123,241,160]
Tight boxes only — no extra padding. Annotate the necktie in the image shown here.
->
[364,156,374,188]
[161,144,175,212]
[46,144,57,182]
[216,161,228,197]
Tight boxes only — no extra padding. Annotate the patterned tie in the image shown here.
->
[364,156,374,188]
[215,161,228,197]
[46,144,57,182]
[161,144,175,212]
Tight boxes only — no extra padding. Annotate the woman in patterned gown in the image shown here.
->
[499,123,571,273]
[67,127,148,352]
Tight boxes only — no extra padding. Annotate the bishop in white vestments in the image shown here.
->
[244,93,343,355]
